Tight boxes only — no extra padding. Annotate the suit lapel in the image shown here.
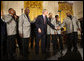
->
[42,15,44,21]
[24,14,30,22]
[24,14,28,19]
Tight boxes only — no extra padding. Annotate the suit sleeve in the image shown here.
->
[75,17,81,29]
[35,16,42,29]
[3,15,13,23]
[47,19,55,29]
[19,15,23,34]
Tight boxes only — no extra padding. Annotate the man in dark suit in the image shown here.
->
[1,10,7,59]
[35,9,57,54]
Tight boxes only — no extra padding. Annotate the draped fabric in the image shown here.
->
[58,2,73,31]
[24,1,43,21]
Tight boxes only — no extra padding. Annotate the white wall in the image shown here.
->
[2,1,24,16]
[43,1,58,17]
[73,1,83,19]
[2,1,83,19]
[2,1,58,17]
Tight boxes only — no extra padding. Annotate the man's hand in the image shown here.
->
[14,15,18,20]
[54,32,57,34]
[38,28,41,33]
[78,28,81,32]
[19,34,23,38]
[1,10,4,16]
[57,26,60,30]
[55,26,60,30]
[1,10,5,19]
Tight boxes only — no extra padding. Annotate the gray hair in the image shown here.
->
[42,9,47,14]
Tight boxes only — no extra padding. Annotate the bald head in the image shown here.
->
[66,11,72,17]
[25,7,30,15]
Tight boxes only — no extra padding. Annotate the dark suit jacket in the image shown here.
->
[1,19,7,42]
[35,15,55,37]
[30,22,36,37]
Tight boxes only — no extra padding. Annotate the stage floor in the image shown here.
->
[1,43,83,60]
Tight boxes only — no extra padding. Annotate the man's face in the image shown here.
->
[25,8,30,15]
[9,9,15,15]
[66,12,71,17]
[44,10,48,16]
[57,16,60,21]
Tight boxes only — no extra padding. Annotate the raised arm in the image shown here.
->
[75,17,81,29]
[3,14,13,23]
[47,19,55,29]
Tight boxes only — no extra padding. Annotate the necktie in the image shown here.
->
[26,14,30,22]
[44,16,46,24]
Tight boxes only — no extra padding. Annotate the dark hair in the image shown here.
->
[49,13,52,15]
[55,15,59,18]
[8,8,13,11]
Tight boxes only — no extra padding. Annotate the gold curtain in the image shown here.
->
[58,2,73,31]
[24,1,43,21]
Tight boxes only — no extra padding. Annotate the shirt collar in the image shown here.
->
[43,14,46,18]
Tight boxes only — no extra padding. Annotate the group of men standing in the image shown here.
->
[1,7,81,60]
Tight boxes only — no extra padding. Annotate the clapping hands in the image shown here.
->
[55,26,61,30]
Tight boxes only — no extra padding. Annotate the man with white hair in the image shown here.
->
[35,9,57,55]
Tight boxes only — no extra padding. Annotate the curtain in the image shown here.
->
[24,1,43,21]
[58,2,73,31]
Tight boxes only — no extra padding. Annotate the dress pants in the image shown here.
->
[31,35,35,48]
[66,32,78,52]
[16,21,23,56]
[52,35,58,53]
[35,35,46,54]
[17,36,23,56]
[56,34,63,51]
[46,34,51,51]
[21,38,29,57]
[7,35,16,59]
